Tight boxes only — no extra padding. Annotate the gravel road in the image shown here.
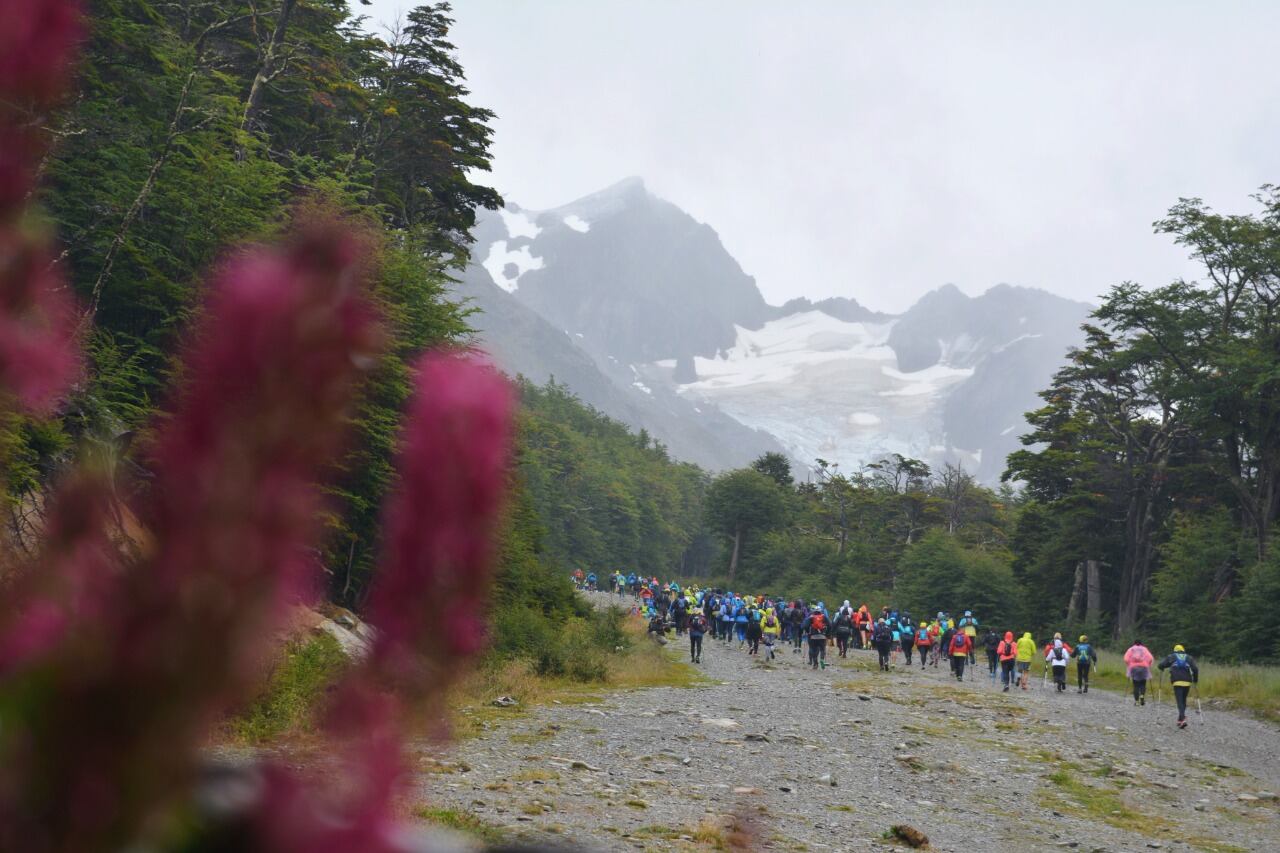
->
[417,593,1280,852]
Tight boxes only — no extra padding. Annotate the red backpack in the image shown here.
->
[811,613,827,632]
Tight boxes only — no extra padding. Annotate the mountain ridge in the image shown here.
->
[464,179,1092,480]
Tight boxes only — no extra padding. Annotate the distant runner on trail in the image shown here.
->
[983,627,1000,681]
[957,610,979,664]
[1015,631,1036,690]
[687,611,707,663]
[1157,644,1200,728]
[1074,635,1098,693]
[805,609,829,669]
[761,607,780,660]
[914,623,933,670]
[949,628,973,681]
[997,631,1018,691]
[873,618,893,671]
[1046,638,1070,692]
[1124,639,1155,706]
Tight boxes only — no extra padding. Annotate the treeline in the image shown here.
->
[5,0,495,601]
[1006,188,1280,661]
[490,380,713,677]
[695,452,1022,628]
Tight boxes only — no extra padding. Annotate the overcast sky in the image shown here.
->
[361,1,1280,311]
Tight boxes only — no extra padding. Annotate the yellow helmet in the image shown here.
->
[1079,635,1088,643]
[1173,643,1185,652]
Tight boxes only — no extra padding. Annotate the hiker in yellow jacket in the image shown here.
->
[1015,632,1037,690]
[760,607,782,661]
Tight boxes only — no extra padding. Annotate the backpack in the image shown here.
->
[873,623,891,643]
[764,614,777,628]
[1076,642,1092,662]
[1050,647,1067,664]
[811,613,827,632]
[916,627,930,645]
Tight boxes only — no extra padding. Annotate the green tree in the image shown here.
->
[705,468,786,583]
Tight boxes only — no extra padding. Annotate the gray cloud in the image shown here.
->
[362,1,1280,311]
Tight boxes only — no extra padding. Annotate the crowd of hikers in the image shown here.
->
[579,572,1205,730]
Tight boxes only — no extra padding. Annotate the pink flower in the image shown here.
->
[0,237,81,413]
[0,221,382,850]
[364,353,514,690]
[0,0,83,107]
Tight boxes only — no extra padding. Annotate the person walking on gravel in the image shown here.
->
[1157,644,1200,728]
[1074,635,1098,693]
[1015,631,1036,690]
[1124,639,1155,706]
[761,606,781,661]
[688,611,707,663]
[958,611,980,664]
[788,600,806,654]
[1046,638,1070,692]
[833,606,854,658]
[949,628,973,681]
[914,623,933,670]
[805,609,829,669]
[997,631,1018,691]
[900,616,916,666]
[873,618,893,671]
[983,628,1001,681]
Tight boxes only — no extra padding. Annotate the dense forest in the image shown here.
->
[6,0,1280,674]
[0,0,709,675]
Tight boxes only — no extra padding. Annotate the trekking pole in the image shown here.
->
[1156,671,1163,706]
[1194,682,1202,717]
[1041,662,1048,690]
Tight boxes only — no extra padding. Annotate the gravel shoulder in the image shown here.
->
[416,593,1280,852]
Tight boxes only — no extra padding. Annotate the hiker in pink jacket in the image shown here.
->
[1124,640,1155,705]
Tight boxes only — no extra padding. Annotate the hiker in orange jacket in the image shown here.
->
[997,631,1018,692]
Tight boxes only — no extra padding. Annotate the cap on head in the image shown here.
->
[1079,635,1088,643]
[1174,643,1185,652]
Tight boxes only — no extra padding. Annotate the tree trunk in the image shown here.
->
[727,525,741,583]
[239,0,297,139]
[1066,561,1086,623]
[1085,559,1102,621]
[1113,450,1169,639]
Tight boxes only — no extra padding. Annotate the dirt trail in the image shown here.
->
[418,593,1280,852]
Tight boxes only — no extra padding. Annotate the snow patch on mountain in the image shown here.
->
[563,214,591,233]
[482,241,544,293]
[661,310,977,470]
[499,208,541,239]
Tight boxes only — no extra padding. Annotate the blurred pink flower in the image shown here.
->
[365,353,514,688]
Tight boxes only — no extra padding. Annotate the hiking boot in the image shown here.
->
[1140,696,1145,706]
[1003,685,1009,692]
[1178,719,1188,729]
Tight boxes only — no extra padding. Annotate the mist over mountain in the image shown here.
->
[459,178,1091,480]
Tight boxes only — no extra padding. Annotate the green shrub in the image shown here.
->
[231,631,348,743]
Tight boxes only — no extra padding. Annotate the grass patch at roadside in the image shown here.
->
[451,612,705,738]
[226,631,349,744]
[414,806,507,844]
[1037,768,1247,853]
